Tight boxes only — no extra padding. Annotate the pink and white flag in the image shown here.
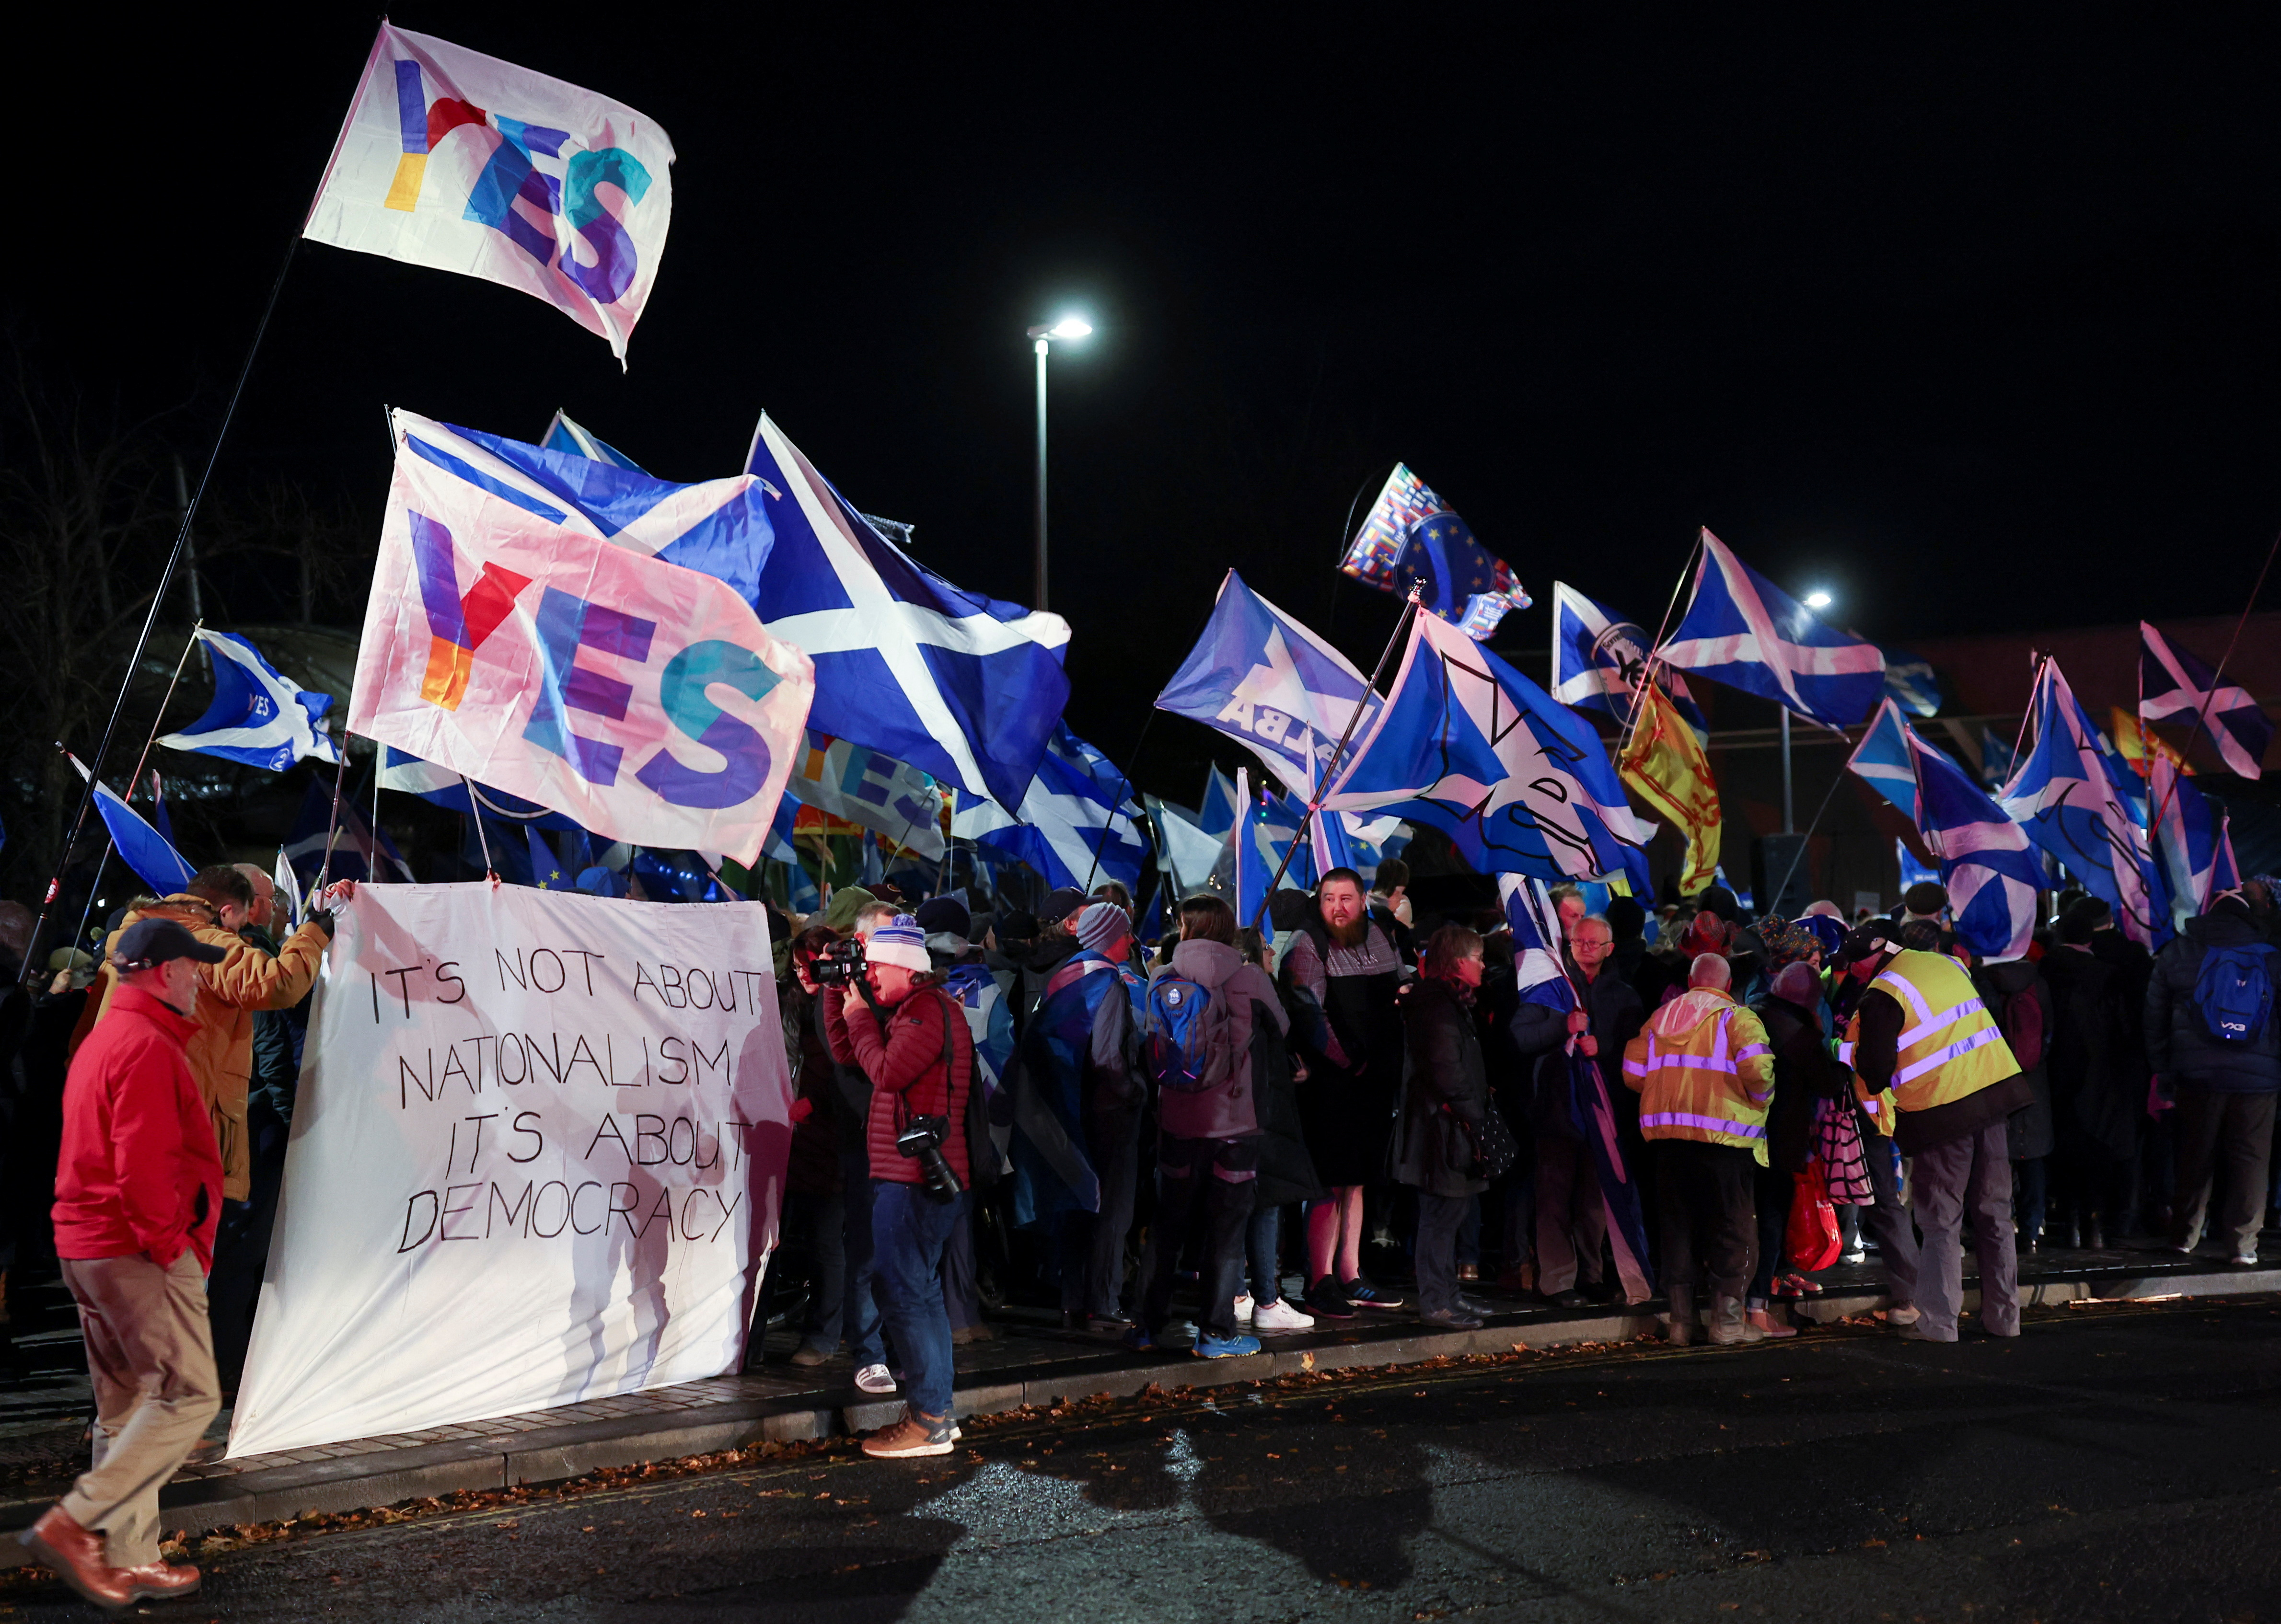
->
[306,24,674,363]
[347,412,813,864]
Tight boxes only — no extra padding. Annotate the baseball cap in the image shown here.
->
[1832,921,1900,967]
[1038,887,1087,925]
[914,896,971,938]
[113,918,227,971]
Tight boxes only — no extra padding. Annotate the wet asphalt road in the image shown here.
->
[10,1298,2281,1623]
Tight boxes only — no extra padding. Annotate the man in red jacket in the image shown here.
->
[20,919,227,1611]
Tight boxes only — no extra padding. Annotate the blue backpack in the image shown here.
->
[2194,944,2277,1044]
[1142,972,1239,1094]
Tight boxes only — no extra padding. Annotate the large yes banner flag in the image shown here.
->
[307,24,674,362]
[349,412,814,864]
[231,884,791,1458]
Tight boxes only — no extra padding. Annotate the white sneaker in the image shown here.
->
[1251,1298,1316,1331]
[855,1363,897,1394]
[1878,1305,1920,1327]
[2234,1253,2260,1267]
[1233,1292,1255,1324]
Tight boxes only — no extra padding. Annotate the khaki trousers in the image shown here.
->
[58,1252,222,1567]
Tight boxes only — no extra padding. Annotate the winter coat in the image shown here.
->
[846,984,974,1185]
[1753,993,1847,1175]
[1620,987,1777,1165]
[1389,977,1493,1198]
[1151,939,1282,1140]
[2041,943,2139,1162]
[53,984,223,1269]
[1510,962,1644,1139]
[1976,959,2056,1160]
[2146,908,2281,1093]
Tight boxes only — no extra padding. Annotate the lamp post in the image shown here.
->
[1789,588,1835,835]
[1026,315,1092,610]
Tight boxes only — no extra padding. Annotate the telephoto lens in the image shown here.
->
[896,1115,963,1201]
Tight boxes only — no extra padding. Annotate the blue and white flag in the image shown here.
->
[1908,720,2043,961]
[951,722,1145,893]
[1156,570,1379,800]
[1879,646,1943,718]
[1199,766,1239,840]
[2141,621,2271,779]
[1979,726,2017,790]
[541,410,647,472]
[69,754,195,895]
[762,795,822,914]
[746,414,1069,810]
[1549,582,1707,737]
[1845,697,1922,825]
[158,629,341,771]
[1326,608,1655,891]
[1897,838,1940,895]
[2149,755,2230,928]
[1656,530,1886,728]
[1234,768,1315,925]
[1499,873,1574,1011]
[1145,795,1227,898]
[1998,660,2164,946]
[1337,464,1530,640]
[284,778,415,893]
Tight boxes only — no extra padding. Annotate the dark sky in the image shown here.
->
[19,10,2281,800]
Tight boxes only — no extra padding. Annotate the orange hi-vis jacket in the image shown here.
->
[1621,987,1778,1166]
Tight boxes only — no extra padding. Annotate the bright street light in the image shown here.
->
[1803,589,1833,610]
[1046,316,1092,340]
[1027,315,1094,610]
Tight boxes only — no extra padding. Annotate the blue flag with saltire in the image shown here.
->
[542,410,647,472]
[2141,621,2271,779]
[1199,766,1239,840]
[67,754,194,895]
[1325,608,1656,892]
[1897,838,1940,895]
[1879,647,1943,718]
[744,414,1069,810]
[1145,795,1227,898]
[1979,726,2017,790]
[1845,696,1922,824]
[1156,570,1380,800]
[378,747,585,831]
[763,796,822,913]
[1234,769,1315,925]
[1656,530,1887,728]
[1499,873,1573,1010]
[950,723,1146,893]
[2149,755,2233,927]
[158,629,341,771]
[1549,582,1708,737]
[1337,464,1530,640]
[1997,660,2164,946]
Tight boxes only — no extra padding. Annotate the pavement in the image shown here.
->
[6,1289,2281,1620]
[3,1233,2276,1541]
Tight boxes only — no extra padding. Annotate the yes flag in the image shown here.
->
[1618,681,1722,895]
[950,724,1146,894]
[159,629,342,771]
[784,733,947,864]
[1998,661,2164,945]
[1156,570,1378,799]
[1325,608,1655,890]
[349,410,815,864]
[1657,530,1886,728]
[2141,621,2271,779]
[306,24,674,363]
[745,415,1069,811]
[1550,582,1706,736]
[1338,464,1530,641]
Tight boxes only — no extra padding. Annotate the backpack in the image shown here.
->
[2194,944,2277,1044]
[1996,985,2045,1072]
[1142,971,1240,1095]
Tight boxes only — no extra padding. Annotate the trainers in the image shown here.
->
[1305,1277,1356,1320]
[854,1363,897,1394]
[1878,1304,1921,1327]
[1233,1292,1255,1324]
[788,1343,834,1368]
[862,1414,955,1459]
[1419,1307,1483,1331]
[1193,1330,1262,1359]
[1342,1279,1405,1311]
[1251,1298,1316,1331]
[1123,1325,1156,1351]
[2234,1253,2260,1267]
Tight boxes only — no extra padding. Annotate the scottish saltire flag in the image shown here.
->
[1325,609,1655,891]
[1234,769,1314,925]
[1879,647,1943,718]
[1157,571,1378,798]
[784,732,947,863]
[1499,874,1573,1011]
[2141,622,2270,778]
[1897,838,1940,894]
[951,724,1146,893]
[1145,795,1227,898]
[157,629,342,771]
[306,24,674,363]
[1657,530,1886,728]
[1979,726,2016,790]
[1908,720,2043,961]
[2149,755,2232,927]
[1998,660,2164,945]
[1309,800,1357,878]
[66,755,194,895]
[1549,582,1707,736]
[744,415,1068,810]
[1846,698,1922,824]
[542,410,645,471]
[1199,766,1239,839]
[762,796,822,914]
[352,410,816,861]
[1337,464,1530,640]
[283,779,415,892]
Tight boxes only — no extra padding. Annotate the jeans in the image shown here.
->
[841,1147,887,1366]
[871,1180,962,1420]
[1247,1204,1285,1306]
[2171,1083,2278,1258]
[2012,1156,2047,1245]
[1911,1119,2018,1340]
[1413,1192,1471,1314]
[1138,1138,1257,1341]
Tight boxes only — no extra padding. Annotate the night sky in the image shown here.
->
[19,11,2281,802]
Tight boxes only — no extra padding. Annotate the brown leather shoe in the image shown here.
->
[861,1415,954,1459]
[19,1506,135,1613]
[121,1560,202,1601]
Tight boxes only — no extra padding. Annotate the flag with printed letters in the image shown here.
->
[159,629,342,770]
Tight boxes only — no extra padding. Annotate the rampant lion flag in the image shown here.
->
[1619,682,1722,895]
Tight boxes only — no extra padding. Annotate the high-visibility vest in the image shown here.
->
[1620,991,1777,1165]
[1841,949,2015,1114]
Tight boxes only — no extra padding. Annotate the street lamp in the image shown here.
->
[1803,589,1833,610]
[1026,316,1092,610]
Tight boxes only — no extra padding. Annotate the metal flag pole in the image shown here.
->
[1620,527,1708,760]
[462,774,498,881]
[1247,584,1422,934]
[313,732,354,893]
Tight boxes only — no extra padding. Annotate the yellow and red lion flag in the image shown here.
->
[348,411,813,864]
[1619,681,1723,896]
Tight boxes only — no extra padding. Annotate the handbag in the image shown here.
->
[1785,1165,1844,1273]
[1444,1101,1520,1181]
[1813,1094,1874,1204]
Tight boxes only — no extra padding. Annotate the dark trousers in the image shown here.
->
[1060,1105,1142,1319]
[1138,1137,1257,1341]
[1247,1203,1286,1305]
[942,1202,983,1331]
[2171,1083,2278,1258]
[2012,1156,2047,1244]
[784,1188,848,1353]
[1653,1140,1757,1303]
[1858,1128,1921,1307]
[1413,1191,1472,1313]
[207,1097,287,1391]
[1535,1134,1606,1292]
[871,1180,961,1420]
[1747,1163,1795,1308]
[840,1147,887,1366]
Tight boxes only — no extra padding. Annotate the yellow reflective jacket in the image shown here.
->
[1841,948,2016,1117]
[1620,987,1778,1165]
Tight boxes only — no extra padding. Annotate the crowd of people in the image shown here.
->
[768,861,2281,1453]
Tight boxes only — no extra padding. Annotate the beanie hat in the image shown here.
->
[1902,881,1948,919]
[1074,902,1130,955]
[914,896,971,938]
[1769,961,1822,1008]
[1039,887,1087,925]
[865,915,932,973]
[1679,913,1734,958]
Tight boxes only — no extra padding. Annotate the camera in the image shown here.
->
[810,935,868,989]
[896,1114,964,1202]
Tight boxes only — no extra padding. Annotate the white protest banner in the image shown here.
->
[229,882,791,1459]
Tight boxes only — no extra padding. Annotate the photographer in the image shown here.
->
[841,917,975,1460]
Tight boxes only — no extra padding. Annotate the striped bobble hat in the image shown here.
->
[866,915,932,973]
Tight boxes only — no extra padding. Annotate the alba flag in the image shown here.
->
[1618,681,1723,895]
[306,24,674,362]
[348,412,814,864]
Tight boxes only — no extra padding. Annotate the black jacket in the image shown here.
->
[1510,963,1644,1139]
[1975,959,2055,1161]
[1390,978,1493,1197]
[1754,993,1847,1175]
[2041,943,2140,1160]
[2147,908,2281,1093]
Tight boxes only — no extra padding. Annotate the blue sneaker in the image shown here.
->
[1123,1325,1156,1351]
[1192,1330,1262,1359]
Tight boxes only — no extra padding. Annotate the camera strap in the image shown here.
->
[892,987,961,1133]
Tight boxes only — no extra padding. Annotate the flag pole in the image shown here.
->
[461,774,498,881]
[1620,527,1707,760]
[2145,525,2281,843]
[313,732,353,893]
[1248,584,1421,934]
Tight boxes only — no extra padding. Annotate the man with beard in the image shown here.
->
[1282,869,1408,1320]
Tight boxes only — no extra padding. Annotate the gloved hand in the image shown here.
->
[307,909,337,942]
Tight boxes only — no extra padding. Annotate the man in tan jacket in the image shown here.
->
[81,867,333,1201]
